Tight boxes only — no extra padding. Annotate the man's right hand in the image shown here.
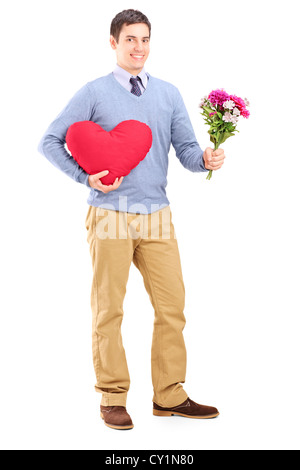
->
[88,170,124,194]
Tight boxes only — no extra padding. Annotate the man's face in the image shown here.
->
[110,23,150,75]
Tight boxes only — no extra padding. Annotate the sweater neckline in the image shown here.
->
[110,71,152,100]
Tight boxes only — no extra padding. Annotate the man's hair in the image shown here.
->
[110,9,151,43]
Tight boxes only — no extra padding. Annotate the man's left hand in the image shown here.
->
[203,147,226,171]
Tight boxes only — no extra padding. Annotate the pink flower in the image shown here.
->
[209,111,217,116]
[229,95,250,118]
[241,108,250,118]
[208,89,230,107]
[229,95,245,109]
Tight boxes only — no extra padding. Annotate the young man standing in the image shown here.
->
[38,9,225,430]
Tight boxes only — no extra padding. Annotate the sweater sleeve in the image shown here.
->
[37,83,94,187]
[171,88,208,173]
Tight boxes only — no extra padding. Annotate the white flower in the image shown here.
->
[223,100,235,110]
[198,95,208,108]
[233,107,240,116]
[244,98,250,106]
[223,111,238,124]
[223,112,232,122]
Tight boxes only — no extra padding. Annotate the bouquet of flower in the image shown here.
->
[199,89,250,180]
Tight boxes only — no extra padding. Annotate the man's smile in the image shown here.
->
[130,54,144,60]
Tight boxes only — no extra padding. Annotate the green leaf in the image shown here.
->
[218,131,236,144]
[203,106,213,114]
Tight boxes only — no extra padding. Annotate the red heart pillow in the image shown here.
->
[66,120,153,186]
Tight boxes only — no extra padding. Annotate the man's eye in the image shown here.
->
[127,39,148,42]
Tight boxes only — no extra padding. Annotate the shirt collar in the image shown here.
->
[113,63,149,89]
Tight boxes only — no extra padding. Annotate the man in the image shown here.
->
[38,9,225,431]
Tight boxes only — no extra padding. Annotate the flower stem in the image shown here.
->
[206,141,220,181]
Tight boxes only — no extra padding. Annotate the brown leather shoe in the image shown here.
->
[153,397,219,419]
[100,405,134,430]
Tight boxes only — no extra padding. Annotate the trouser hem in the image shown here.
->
[152,390,189,408]
[97,389,128,407]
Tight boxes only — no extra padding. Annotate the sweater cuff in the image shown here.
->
[77,170,91,188]
[200,151,209,172]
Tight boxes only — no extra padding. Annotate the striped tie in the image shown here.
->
[130,77,142,96]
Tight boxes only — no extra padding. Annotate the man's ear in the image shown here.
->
[109,35,117,50]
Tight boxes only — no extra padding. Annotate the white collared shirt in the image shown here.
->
[112,63,149,94]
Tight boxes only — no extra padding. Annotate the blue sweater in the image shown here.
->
[38,71,208,214]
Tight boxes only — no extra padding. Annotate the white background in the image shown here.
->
[0,0,299,450]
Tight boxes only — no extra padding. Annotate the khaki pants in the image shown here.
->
[85,205,188,407]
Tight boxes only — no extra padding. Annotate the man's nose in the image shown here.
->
[134,41,144,51]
